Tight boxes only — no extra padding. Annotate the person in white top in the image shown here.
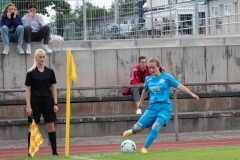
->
[22,3,52,54]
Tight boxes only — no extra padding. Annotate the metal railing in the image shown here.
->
[1,0,240,40]
[0,81,240,141]
[1,81,240,93]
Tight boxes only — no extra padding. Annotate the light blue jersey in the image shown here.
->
[144,72,180,105]
[136,72,180,129]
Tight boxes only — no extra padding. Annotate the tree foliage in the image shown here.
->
[49,1,109,36]
[110,0,147,14]
[10,0,71,17]
[66,2,109,32]
[71,2,109,19]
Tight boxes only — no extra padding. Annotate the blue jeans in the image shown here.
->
[1,25,24,45]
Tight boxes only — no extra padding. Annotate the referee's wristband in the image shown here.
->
[54,104,58,106]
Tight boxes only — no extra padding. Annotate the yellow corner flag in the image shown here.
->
[65,49,77,156]
[29,119,44,157]
[67,49,77,82]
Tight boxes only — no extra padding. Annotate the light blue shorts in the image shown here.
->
[136,102,172,129]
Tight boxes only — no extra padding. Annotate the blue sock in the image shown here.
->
[132,126,136,134]
[143,127,159,149]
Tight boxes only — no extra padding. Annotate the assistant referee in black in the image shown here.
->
[25,48,58,156]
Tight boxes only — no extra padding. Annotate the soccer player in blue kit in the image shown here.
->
[123,58,199,153]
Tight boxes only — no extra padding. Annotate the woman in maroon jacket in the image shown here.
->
[123,56,150,115]
[1,3,24,54]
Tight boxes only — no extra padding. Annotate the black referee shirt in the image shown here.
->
[25,66,57,97]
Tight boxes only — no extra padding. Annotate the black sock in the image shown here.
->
[28,132,31,156]
[48,131,58,155]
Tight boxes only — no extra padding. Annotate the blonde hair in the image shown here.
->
[27,49,46,72]
[148,57,165,73]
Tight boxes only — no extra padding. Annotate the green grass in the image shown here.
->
[8,146,240,160]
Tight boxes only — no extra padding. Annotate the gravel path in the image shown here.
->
[0,130,239,149]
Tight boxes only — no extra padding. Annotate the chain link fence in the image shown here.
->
[1,0,240,40]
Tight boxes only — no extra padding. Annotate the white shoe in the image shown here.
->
[26,45,31,54]
[3,45,9,55]
[17,45,24,54]
[42,44,52,54]
[136,108,142,115]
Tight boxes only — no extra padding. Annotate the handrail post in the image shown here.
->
[173,89,179,141]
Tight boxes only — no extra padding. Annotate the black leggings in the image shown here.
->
[57,29,64,37]
[24,25,50,44]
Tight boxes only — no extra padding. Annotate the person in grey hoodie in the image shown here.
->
[22,3,52,54]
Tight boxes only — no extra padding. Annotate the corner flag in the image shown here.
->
[65,49,77,156]
[67,50,77,82]
[29,119,44,157]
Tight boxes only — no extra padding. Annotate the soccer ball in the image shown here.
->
[121,139,136,153]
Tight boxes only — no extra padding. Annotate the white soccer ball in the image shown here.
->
[120,139,136,153]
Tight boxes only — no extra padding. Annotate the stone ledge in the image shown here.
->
[1,110,239,126]
[180,37,225,47]
[1,111,240,140]
[1,36,240,51]
[1,92,240,105]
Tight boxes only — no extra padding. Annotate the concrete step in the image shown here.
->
[1,110,240,140]
[1,93,240,119]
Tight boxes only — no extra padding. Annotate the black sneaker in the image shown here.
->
[53,153,59,156]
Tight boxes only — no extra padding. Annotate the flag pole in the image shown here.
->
[65,50,71,156]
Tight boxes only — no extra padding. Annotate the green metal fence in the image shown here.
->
[1,0,240,40]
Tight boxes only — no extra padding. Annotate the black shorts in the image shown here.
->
[28,96,57,123]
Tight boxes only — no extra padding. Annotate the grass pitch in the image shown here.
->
[8,146,240,160]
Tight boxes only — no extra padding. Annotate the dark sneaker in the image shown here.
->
[53,153,59,156]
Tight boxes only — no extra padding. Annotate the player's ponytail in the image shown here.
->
[148,58,165,73]
[27,49,46,72]
[159,66,165,73]
[27,59,37,72]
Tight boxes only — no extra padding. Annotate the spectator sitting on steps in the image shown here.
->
[22,3,52,54]
[123,56,150,115]
[0,3,24,55]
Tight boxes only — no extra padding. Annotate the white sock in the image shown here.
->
[43,44,48,47]
[4,44,9,47]
[18,44,22,47]
[26,43,30,48]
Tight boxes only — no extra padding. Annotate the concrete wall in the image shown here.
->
[1,37,240,100]
[1,37,240,140]
[1,111,240,140]
[1,96,240,120]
